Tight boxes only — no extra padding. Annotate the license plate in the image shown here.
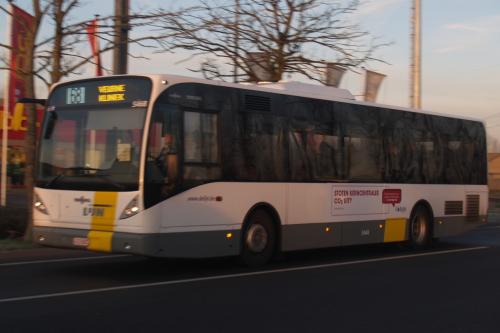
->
[72,237,89,247]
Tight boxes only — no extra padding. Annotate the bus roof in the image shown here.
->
[50,73,485,125]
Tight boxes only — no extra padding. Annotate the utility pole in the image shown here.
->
[113,0,129,75]
[233,0,240,83]
[410,0,421,109]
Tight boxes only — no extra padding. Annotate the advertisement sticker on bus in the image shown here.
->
[382,189,402,206]
[331,186,386,216]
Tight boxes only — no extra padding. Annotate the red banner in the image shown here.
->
[0,4,43,141]
[86,19,103,76]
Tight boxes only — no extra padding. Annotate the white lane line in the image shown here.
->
[0,254,129,267]
[479,226,500,230]
[0,246,487,304]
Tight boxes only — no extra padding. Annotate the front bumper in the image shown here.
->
[33,226,240,258]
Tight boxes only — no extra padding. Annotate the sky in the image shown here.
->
[1,0,500,144]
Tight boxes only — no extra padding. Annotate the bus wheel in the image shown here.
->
[409,206,432,248]
[241,209,276,267]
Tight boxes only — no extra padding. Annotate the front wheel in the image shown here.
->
[240,209,276,267]
[409,206,432,248]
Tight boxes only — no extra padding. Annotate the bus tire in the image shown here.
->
[408,205,432,248]
[240,209,276,267]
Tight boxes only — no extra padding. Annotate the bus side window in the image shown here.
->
[233,113,287,181]
[183,111,221,184]
[342,105,382,182]
[145,104,181,207]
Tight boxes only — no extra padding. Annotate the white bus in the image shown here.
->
[33,75,488,266]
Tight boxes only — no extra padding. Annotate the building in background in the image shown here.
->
[0,98,43,188]
[0,98,27,187]
[489,153,500,192]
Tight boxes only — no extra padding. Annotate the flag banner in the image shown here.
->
[364,70,386,102]
[86,19,103,76]
[325,63,346,87]
[246,52,273,82]
[0,4,41,141]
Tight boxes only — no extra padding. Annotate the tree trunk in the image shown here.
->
[23,75,36,242]
[23,0,43,242]
[51,0,63,83]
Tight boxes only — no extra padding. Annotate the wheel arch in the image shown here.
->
[410,199,435,236]
[241,202,282,251]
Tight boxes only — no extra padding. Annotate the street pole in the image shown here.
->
[233,0,240,83]
[113,0,129,75]
[410,0,422,109]
[1,2,13,207]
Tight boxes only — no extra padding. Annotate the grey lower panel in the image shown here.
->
[433,215,487,238]
[281,215,486,252]
[33,214,486,259]
[112,230,241,258]
[33,226,241,258]
[33,227,88,250]
[281,223,341,251]
[282,220,385,252]
[341,220,386,246]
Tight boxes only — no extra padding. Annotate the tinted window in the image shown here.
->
[146,82,487,200]
[144,104,181,207]
[233,112,287,181]
[145,83,223,207]
[183,111,221,187]
[340,104,383,182]
[288,98,342,181]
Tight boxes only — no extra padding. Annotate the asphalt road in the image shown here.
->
[2,214,500,332]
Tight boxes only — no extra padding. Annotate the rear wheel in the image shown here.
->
[409,205,432,248]
[240,209,276,267]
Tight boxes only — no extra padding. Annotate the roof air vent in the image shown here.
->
[245,95,271,112]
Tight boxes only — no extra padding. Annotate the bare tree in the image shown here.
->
[30,2,163,89]
[1,1,168,89]
[155,0,387,82]
[0,0,49,241]
[0,1,168,239]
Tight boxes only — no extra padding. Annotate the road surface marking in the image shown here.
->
[0,255,129,267]
[0,246,487,304]
[478,226,500,230]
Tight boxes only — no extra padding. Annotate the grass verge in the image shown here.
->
[0,239,36,252]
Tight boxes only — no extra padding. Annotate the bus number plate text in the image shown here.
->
[72,237,89,247]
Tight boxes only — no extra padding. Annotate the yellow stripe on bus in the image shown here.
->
[87,230,113,252]
[86,192,118,252]
[90,192,118,232]
[384,218,407,242]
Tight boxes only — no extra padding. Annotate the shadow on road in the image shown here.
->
[47,236,486,286]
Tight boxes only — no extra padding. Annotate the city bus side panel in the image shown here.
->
[142,182,287,258]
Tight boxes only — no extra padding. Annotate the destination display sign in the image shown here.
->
[48,77,152,108]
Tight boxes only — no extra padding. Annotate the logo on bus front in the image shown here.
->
[74,196,91,204]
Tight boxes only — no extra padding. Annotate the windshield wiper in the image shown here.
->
[45,167,104,188]
[46,173,65,188]
[71,169,126,190]
[67,166,106,175]
[88,173,125,190]
[45,166,126,190]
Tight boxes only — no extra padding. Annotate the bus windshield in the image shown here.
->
[36,77,151,191]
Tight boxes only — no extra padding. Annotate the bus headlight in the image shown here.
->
[120,195,141,219]
[34,193,49,215]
